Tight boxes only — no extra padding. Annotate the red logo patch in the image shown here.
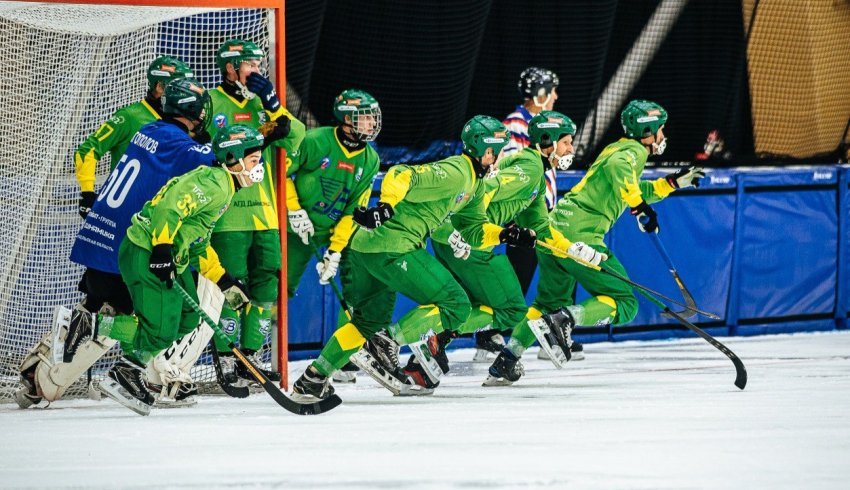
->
[234,113,251,122]
[337,161,354,172]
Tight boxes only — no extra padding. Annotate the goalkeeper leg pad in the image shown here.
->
[34,307,116,402]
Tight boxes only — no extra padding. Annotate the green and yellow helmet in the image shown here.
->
[460,115,509,159]
[333,89,382,141]
[216,39,265,76]
[528,110,576,148]
[147,56,193,93]
[621,99,667,139]
[161,77,211,124]
[212,124,264,165]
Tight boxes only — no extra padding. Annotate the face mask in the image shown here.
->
[551,151,574,171]
[226,159,265,187]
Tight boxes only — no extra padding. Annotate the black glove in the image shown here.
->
[261,117,291,148]
[192,125,211,145]
[630,201,659,233]
[78,191,96,219]
[246,73,281,112]
[353,202,394,229]
[499,225,536,248]
[217,272,251,310]
[149,244,175,288]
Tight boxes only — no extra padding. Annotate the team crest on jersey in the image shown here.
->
[214,113,227,128]
[221,317,238,335]
[320,157,330,169]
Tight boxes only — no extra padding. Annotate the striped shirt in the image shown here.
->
[501,105,558,209]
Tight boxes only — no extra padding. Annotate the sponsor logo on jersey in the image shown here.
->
[320,157,330,169]
[259,318,272,335]
[529,188,539,201]
[355,167,364,182]
[218,204,229,215]
[258,112,268,124]
[234,113,252,122]
[214,113,227,128]
[455,191,466,203]
[337,161,354,173]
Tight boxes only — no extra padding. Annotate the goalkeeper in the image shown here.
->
[208,39,305,383]
[99,125,265,416]
[401,111,603,389]
[290,116,536,400]
[15,77,216,408]
[285,89,381,297]
[485,100,705,385]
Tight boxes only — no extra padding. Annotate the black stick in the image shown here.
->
[209,342,249,398]
[645,231,700,319]
[174,283,342,415]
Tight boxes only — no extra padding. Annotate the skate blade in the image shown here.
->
[396,384,434,396]
[98,378,151,416]
[472,349,496,363]
[14,386,42,409]
[569,351,585,361]
[349,350,406,396]
[331,370,357,383]
[155,397,197,408]
[482,375,514,387]
[527,321,569,369]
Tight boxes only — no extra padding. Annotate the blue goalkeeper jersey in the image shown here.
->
[70,120,216,274]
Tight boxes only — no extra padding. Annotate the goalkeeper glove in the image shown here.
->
[217,273,251,310]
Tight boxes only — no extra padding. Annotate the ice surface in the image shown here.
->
[2,331,849,489]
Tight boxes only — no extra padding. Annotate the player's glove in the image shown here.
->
[288,209,315,245]
[217,272,251,310]
[246,73,281,112]
[567,242,608,266]
[666,166,705,189]
[192,126,211,145]
[630,201,659,233]
[316,250,342,285]
[258,117,291,147]
[448,229,472,260]
[149,244,176,288]
[78,191,96,219]
[353,202,394,229]
[499,225,536,248]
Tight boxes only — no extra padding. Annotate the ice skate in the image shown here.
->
[98,357,155,416]
[483,349,524,386]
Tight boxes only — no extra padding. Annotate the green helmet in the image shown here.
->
[216,39,265,76]
[528,110,576,148]
[212,124,264,166]
[147,56,193,93]
[162,77,211,124]
[461,115,509,159]
[621,99,668,139]
[333,89,382,142]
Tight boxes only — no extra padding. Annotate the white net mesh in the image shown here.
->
[0,2,275,403]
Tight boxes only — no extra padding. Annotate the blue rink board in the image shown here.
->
[287,164,850,359]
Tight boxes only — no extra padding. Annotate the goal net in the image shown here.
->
[0,1,277,403]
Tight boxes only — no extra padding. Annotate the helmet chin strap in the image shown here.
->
[652,136,667,155]
[536,144,574,171]
[532,92,553,110]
